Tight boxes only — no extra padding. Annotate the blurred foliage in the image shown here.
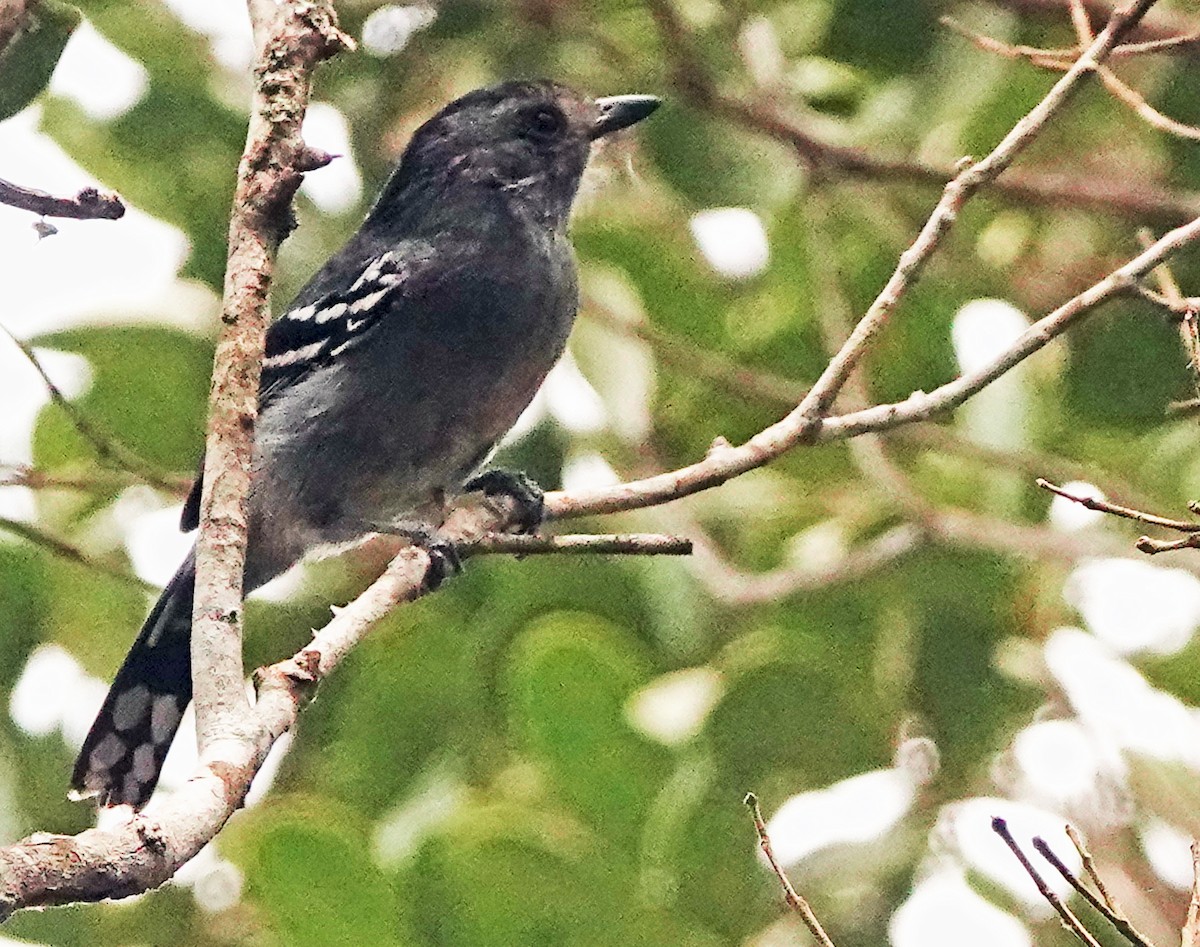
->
[4,0,1200,946]
[0,0,80,122]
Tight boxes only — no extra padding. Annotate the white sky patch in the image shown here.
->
[10,644,107,749]
[361,4,438,57]
[300,103,363,215]
[50,20,148,121]
[1048,481,1107,531]
[1140,818,1196,890]
[1010,718,1124,810]
[890,868,1032,947]
[561,451,620,492]
[951,299,1029,375]
[939,797,1079,916]
[1044,628,1200,767]
[244,732,293,807]
[0,110,196,338]
[626,667,724,746]
[152,702,197,795]
[119,495,192,587]
[1064,558,1200,656]
[689,207,770,280]
[764,766,919,867]
[543,354,608,434]
[160,0,253,72]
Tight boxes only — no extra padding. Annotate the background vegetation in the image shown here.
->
[3,0,1200,944]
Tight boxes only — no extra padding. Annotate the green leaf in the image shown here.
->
[505,612,670,850]
[32,326,210,476]
[224,800,406,947]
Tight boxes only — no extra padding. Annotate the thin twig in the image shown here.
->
[550,211,1200,520]
[0,178,124,221]
[1169,397,1200,415]
[1037,478,1200,532]
[0,327,179,492]
[1097,65,1200,140]
[1033,835,1154,947]
[744,793,838,947]
[1066,825,1119,914]
[0,516,154,591]
[1185,841,1200,947]
[991,817,1104,947]
[460,532,693,557]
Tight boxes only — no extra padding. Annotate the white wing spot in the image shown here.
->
[351,251,395,291]
[315,301,348,324]
[350,288,389,313]
[264,339,327,369]
[110,685,151,732]
[150,694,182,745]
[287,304,317,322]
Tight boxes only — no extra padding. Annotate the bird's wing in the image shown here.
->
[180,238,439,532]
[259,241,437,406]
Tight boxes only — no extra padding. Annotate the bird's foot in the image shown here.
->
[464,469,545,534]
[401,524,462,591]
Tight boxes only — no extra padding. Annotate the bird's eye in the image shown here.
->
[523,107,565,141]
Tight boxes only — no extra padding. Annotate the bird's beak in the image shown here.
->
[589,94,661,140]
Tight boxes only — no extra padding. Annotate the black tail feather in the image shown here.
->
[71,549,196,808]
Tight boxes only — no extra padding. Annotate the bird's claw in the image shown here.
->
[464,469,545,534]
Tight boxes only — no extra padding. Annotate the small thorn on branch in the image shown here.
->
[296,147,337,171]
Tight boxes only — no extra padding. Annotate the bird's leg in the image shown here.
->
[383,521,462,590]
[463,469,545,534]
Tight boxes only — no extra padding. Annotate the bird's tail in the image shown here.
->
[71,548,196,808]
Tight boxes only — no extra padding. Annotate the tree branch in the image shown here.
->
[189,0,350,758]
[0,178,125,221]
[2,0,1194,919]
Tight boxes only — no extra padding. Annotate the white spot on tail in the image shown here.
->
[150,694,182,745]
[110,685,151,732]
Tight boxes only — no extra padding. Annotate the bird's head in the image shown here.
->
[372,80,660,230]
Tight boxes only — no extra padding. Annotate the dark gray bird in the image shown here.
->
[71,80,659,808]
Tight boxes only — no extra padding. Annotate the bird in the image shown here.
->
[70,79,660,809]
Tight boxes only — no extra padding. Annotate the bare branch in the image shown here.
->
[548,212,1200,521]
[0,178,124,221]
[461,532,693,557]
[1037,478,1200,532]
[1033,834,1155,947]
[995,0,1200,60]
[189,0,351,756]
[744,792,838,947]
[647,1,1200,224]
